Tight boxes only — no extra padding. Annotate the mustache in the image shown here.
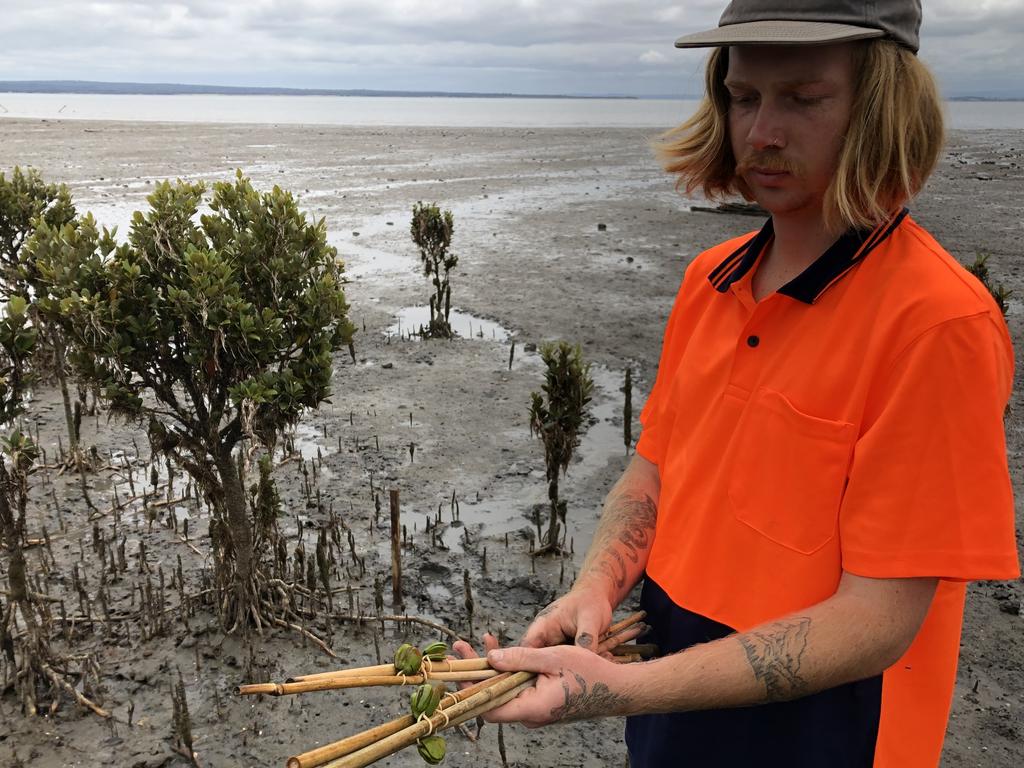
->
[735,151,800,176]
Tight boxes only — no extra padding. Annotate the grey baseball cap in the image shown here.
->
[674,0,922,54]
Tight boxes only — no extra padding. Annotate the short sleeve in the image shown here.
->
[840,312,1019,581]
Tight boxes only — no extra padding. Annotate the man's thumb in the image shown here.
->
[573,603,608,651]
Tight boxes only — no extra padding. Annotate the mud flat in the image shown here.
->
[0,119,1020,767]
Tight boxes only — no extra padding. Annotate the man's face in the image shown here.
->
[725,43,858,223]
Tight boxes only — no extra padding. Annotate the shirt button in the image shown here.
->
[747,335,760,348]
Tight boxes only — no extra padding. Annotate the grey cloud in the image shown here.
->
[241,1,701,47]
[0,0,1021,96]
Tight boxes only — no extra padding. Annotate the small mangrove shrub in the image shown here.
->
[529,341,593,553]
[410,202,457,338]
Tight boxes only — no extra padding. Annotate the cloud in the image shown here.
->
[0,0,1020,96]
[639,50,669,65]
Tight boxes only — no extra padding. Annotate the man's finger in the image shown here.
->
[487,646,562,675]
[452,640,479,660]
[476,685,548,725]
[520,612,571,648]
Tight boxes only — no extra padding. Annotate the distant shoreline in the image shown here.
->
[0,81,1021,102]
[946,96,1024,103]
[0,80,641,100]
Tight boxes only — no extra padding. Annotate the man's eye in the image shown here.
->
[729,93,757,105]
[793,95,824,106]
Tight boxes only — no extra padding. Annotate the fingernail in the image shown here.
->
[489,650,504,662]
[577,633,593,648]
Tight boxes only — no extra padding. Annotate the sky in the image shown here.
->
[0,1,1022,98]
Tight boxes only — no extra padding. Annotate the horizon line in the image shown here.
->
[0,80,1021,102]
[0,79,655,100]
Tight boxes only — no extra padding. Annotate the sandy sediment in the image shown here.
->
[0,118,1020,767]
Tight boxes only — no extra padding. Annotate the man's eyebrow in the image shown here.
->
[723,77,831,88]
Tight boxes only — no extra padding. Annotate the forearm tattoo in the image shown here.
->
[589,491,657,590]
[737,618,812,702]
[549,671,629,722]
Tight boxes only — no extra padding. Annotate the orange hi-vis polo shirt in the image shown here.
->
[627,210,1019,768]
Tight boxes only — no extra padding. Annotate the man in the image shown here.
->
[456,2,1020,766]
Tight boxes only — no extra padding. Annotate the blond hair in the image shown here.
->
[656,41,944,231]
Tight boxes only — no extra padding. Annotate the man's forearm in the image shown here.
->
[576,455,660,607]
[620,573,937,715]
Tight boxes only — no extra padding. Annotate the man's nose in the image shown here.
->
[746,102,785,151]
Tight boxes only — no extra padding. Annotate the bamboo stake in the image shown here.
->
[289,664,395,683]
[288,657,491,683]
[597,623,646,652]
[603,611,646,639]
[611,643,658,658]
[596,614,647,652]
[416,670,500,683]
[447,678,535,728]
[286,677,502,768]
[289,717,411,768]
[320,672,535,768]
[238,669,500,697]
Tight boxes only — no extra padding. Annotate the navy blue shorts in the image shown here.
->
[625,578,881,768]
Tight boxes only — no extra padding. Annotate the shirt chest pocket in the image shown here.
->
[726,387,856,555]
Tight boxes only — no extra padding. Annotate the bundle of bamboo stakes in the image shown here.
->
[237,612,652,768]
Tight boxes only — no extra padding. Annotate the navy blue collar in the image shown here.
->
[707,208,909,304]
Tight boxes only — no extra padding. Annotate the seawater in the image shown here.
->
[0,94,696,128]
[0,93,1021,130]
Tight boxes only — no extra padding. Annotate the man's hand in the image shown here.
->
[449,583,612,679]
[482,645,632,728]
[454,454,658,725]
[451,588,619,725]
[519,583,614,650]
[513,454,657,651]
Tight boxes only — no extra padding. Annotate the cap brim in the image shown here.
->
[675,21,885,48]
